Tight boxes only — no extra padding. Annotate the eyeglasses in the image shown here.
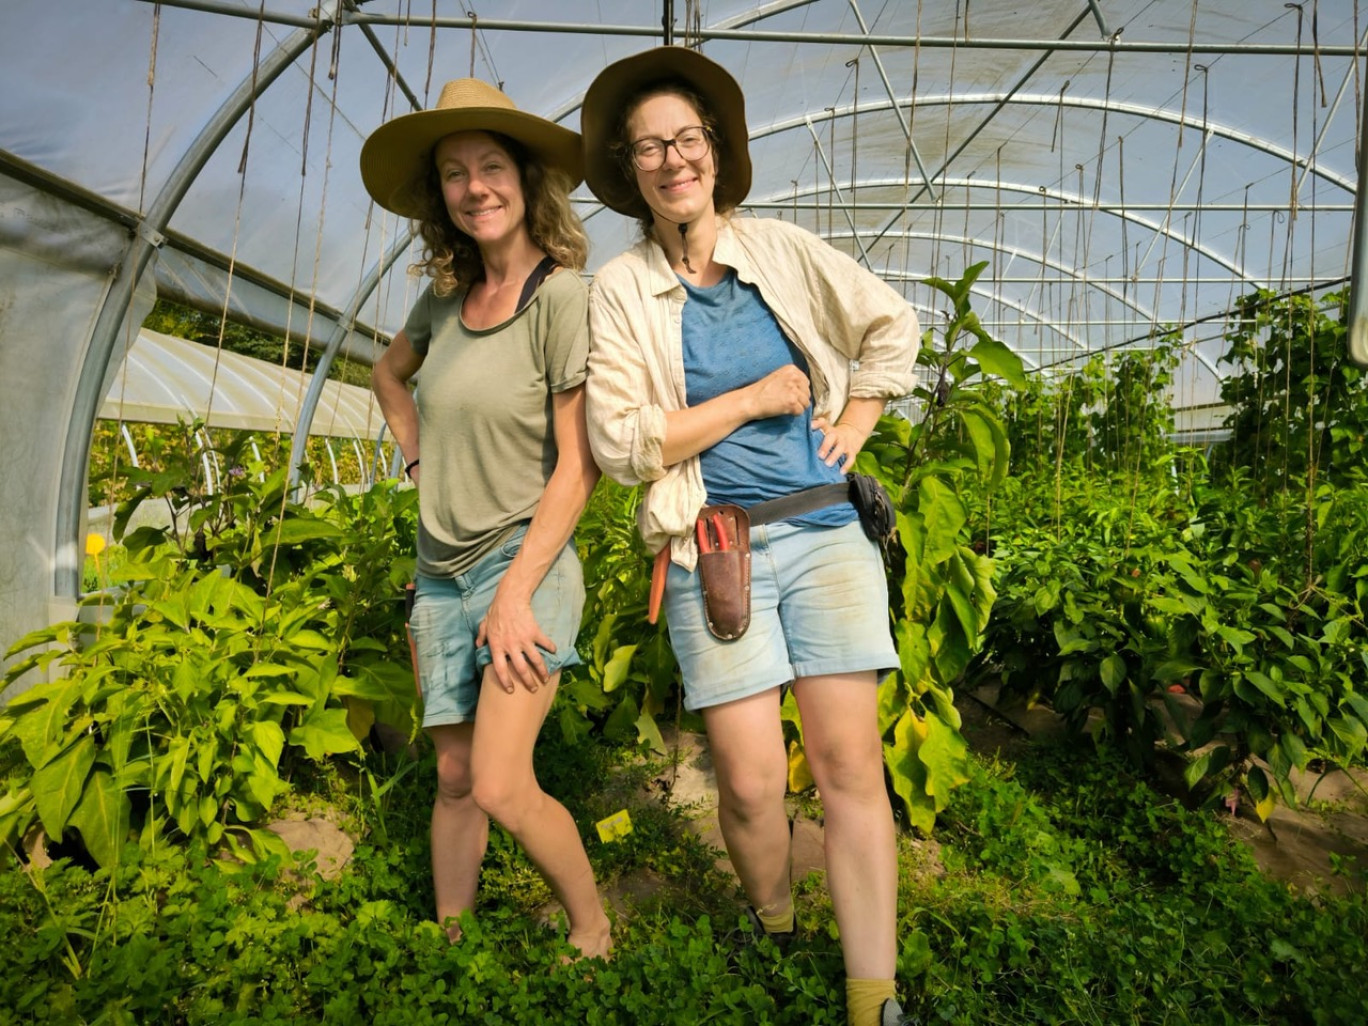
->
[629,126,711,172]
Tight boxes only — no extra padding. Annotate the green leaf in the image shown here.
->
[634,708,666,753]
[966,336,1027,389]
[31,734,97,838]
[1326,716,1368,755]
[1099,654,1127,693]
[166,736,190,798]
[917,477,967,565]
[955,407,999,484]
[1184,750,1214,789]
[895,620,931,690]
[330,673,399,702]
[11,677,86,769]
[884,711,934,834]
[288,630,335,652]
[1342,691,1368,729]
[260,690,313,707]
[289,707,362,760]
[249,720,286,767]
[0,787,36,849]
[269,518,347,545]
[915,709,970,809]
[68,769,131,868]
[602,644,638,693]
[1244,670,1286,706]
[602,694,639,741]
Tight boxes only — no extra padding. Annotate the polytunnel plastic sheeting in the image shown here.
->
[0,0,1364,688]
[1,1,1359,385]
[0,175,155,696]
[100,328,388,439]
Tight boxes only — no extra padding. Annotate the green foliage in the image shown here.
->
[842,262,1024,832]
[981,466,1368,816]
[143,298,372,388]
[2,740,1364,1025]
[1,436,419,866]
[1213,288,1365,495]
[1086,338,1179,476]
[561,480,681,753]
[89,419,389,508]
[916,745,1368,1025]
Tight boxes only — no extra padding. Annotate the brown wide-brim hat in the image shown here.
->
[581,46,751,217]
[360,78,583,219]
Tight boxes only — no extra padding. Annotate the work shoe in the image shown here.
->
[881,997,921,1026]
[739,904,796,952]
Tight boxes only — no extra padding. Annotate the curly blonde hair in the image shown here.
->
[408,132,588,297]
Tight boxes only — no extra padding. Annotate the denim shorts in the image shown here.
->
[662,519,898,711]
[410,525,585,728]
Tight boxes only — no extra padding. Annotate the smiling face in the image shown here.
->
[432,130,528,252]
[625,91,717,230]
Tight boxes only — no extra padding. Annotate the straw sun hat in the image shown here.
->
[580,46,752,218]
[360,78,583,219]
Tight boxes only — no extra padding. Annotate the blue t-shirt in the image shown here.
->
[680,270,856,529]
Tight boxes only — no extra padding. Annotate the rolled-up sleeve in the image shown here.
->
[802,231,920,400]
[586,268,669,486]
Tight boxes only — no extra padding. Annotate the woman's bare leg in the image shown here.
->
[700,687,794,919]
[792,671,897,979]
[429,721,489,941]
[469,669,611,958]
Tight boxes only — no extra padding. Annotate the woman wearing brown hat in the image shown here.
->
[362,79,610,960]
[582,48,918,1025]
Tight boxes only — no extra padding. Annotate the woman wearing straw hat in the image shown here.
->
[362,79,610,960]
[581,48,918,1024]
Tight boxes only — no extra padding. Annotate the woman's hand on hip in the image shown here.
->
[812,416,867,469]
[477,591,555,693]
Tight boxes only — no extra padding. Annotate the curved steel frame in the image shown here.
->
[53,5,342,601]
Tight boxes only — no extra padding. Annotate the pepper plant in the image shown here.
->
[1,432,418,867]
[790,262,1024,832]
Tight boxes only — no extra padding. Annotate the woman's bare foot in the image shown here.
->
[563,914,613,962]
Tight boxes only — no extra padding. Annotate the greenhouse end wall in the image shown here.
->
[0,175,153,697]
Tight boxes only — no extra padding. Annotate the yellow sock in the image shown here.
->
[846,978,897,1026]
[755,897,795,934]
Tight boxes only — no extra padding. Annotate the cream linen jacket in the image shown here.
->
[586,215,920,569]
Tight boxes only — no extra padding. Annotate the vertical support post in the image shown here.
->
[1349,76,1368,367]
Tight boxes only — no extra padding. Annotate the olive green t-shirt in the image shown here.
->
[404,268,589,578]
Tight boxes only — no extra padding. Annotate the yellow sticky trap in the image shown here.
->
[595,809,634,843]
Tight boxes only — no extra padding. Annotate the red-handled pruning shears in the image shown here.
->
[697,513,731,553]
[695,518,712,553]
[711,512,731,551]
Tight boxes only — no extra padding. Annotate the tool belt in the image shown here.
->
[647,475,895,642]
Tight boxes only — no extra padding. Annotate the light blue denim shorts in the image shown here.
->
[411,525,585,728]
[663,519,898,711]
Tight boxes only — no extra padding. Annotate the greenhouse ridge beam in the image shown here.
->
[54,4,341,603]
[540,0,819,126]
[135,3,1367,56]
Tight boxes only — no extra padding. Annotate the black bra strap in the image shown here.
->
[516,255,559,311]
